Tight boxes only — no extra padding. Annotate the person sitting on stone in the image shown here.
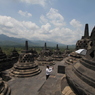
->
[46,66,53,80]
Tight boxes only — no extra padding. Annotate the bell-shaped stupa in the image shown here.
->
[9,47,19,58]
[63,45,71,58]
[37,43,54,65]
[64,26,95,95]
[10,41,41,78]
[52,44,63,61]
[76,24,90,50]
[0,47,7,60]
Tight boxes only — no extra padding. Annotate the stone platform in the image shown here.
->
[4,60,66,95]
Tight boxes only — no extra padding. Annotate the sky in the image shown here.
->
[0,0,95,45]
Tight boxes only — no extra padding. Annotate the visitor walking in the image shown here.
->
[46,66,53,80]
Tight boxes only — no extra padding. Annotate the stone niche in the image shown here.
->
[0,78,11,95]
[64,26,95,95]
[37,43,54,66]
[10,41,41,78]
[52,44,63,61]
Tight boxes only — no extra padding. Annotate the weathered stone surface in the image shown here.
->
[52,44,63,61]
[65,52,82,65]
[64,25,95,95]
[9,47,19,59]
[0,47,13,71]
[38,60,66,95]
[5,60,65,95]
[8,66,45,95]
[37,43,54,65]
[62,86,76,95]
[63,45,71,57]
[0,78,11,95]
[30,48,38,59]
[0,47,7,59]
[10,41,41,78]
[8,47,19,67]
[76,24,90,50]
[40,43,53,57]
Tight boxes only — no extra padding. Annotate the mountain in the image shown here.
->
[0,34,75,48]
[0,34,35,46]
[0,34,25,42]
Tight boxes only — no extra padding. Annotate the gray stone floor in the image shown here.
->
[5,59,66,95]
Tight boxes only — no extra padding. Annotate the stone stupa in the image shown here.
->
[0,47,7,60]
[8,47,19,65]
[30,48,38,60]
[62,26,95,95]
[9,47,19,59]
[37,43,54,66]
[65,24,90,65]
[10,41,41,78]
[0,48,11,94]
[52,44,63,61]
[65,51,82,65]
[63,45,71,58]
[0,47,9,71]
[76,24,90,50]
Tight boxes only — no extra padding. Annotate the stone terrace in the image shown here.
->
[4,59,66,95]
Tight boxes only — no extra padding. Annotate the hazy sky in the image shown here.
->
[0,0,95,44]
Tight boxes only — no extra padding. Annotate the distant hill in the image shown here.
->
[0,34,75,48]
[0,34,35,46]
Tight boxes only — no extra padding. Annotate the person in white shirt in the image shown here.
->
[46,66,53,80]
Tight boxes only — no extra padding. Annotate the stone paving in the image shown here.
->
[5,59,66,95]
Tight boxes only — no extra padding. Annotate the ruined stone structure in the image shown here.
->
[0,78,11,95]
[0,48,11,94]
[8,47,19,65]
[65,51,82,65]
[0,47,20,71]
[9,47,19,59]
[0,47,12,71]
[0,47,7,60]
[52,44,63,61]
[30,48,38,59]
[21,41,29,53]
[63,26,95,95]
[0,47,6,70]
[22,41,38,59]
[65,24,90,65]
[63,45,71,57]
[40,42,53,57]
[76,24,90,50]
[10,41,41,78]
[37,43,54,66]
